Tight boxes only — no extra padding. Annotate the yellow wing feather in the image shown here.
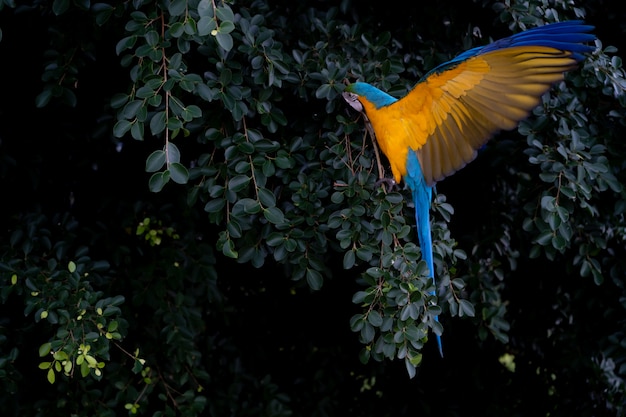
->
[363,45,579,185]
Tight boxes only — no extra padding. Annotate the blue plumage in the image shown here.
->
[404,150,441,356]
[429,20,595,77]
[347,82,397,108]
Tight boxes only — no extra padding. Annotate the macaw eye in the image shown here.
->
[342,92,363,112]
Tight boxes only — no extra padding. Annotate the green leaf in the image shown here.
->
[109,295,126,306]
[535,231,553,246]
[358,348,371,364]
[168,0,187,16]
[222,238,238,259]
[458,299,475,317]
[168,117,183,132]
[110,93,129,109]
[367,310,383,327]
[219,20,235,34]
[145,150,166,172]
[263,207,285,225]
[115,36,137,55]
[592,267,604,285]
[169,21,185,38]
[204,198,225,213]
[343,250,356,269]
[52,0,69,15]
[405,357,418,378]
[183,18,197,35]
[144,30,160,47]
[228,175,250,192]
[93,3,115,25]
[197,16,215,36]
[149,111,167,135]
[215,32,233,51]
[306,268,323,290]
[166,142,181,164]
[39,342,52,357]
[360,323,375,343]
[257,187,276,207]
[238,198,261,214]
[113,120,132,138]
[132,359,144,374]
[352,291,369,305]
[169,162,189,184]
[315,84,333,100]
[47,368,56,384]
[197,0,213,16]
[80,361,90,377]
[136,85,155,99]
[35,89,52,108]
[148,171,170,193]
[53,351,69,361]
[131,121,144,140]
[197,83,216,101]
[400,303,419,321]
[215,5,234,21]
[552,235,567,251]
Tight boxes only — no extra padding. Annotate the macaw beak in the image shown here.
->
[342,91,363,113]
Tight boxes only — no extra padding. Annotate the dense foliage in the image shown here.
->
[1,0,626,415]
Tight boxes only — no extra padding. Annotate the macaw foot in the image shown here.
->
[375,177,397,192]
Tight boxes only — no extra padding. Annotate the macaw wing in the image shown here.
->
[396,46,580,185]
[395,47,581,186]
[391,23,594,186]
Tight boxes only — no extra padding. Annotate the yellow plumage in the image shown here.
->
[361,45,580,186]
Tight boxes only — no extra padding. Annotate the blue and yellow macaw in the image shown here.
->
[343,20,596,356]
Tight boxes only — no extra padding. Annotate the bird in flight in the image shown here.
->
[343,20,596,356]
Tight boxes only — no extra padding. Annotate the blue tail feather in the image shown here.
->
[404,150,443,357]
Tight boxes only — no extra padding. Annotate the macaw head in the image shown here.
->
[342,82,397,112]
[342,84,364,113]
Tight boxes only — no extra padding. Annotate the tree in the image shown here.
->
[1,0,626,416]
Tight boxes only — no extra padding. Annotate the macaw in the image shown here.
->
[342,20,596,356]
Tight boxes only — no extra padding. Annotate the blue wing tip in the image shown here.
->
[496,19,597,58]
[447,20,596,67]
